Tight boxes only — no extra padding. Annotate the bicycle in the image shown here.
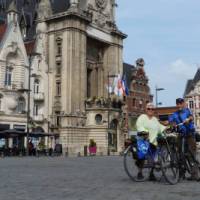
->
[123,131,180,185]
[170,123,200,180]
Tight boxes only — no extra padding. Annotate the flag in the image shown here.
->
[114,74,124,97]
[122,75,129,96]
[106,76,115,94]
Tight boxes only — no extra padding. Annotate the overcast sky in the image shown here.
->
[116,0,200,106]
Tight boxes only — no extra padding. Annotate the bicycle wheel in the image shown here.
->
[160,146,179,185]
[123,146,150,182]
[184,150,200,177]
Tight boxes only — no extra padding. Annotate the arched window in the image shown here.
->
[17,97,26,113]
[5,66,12,86]
[110,119,118,130]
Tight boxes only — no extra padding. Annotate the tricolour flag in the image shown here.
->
[122,75,129,96]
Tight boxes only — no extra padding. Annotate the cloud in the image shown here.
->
[145,59,198,106]
[168,59,197,79]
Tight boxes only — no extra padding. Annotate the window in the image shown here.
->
[189,101,194,109]
[33,104,39,116]
[57,43,62,55]
[16,97,25,113]
[139,99,143,109]
[132,98,136,107]
[34,79,40,94]
[5,66,12,86]
[56,38,62,56]
[56,81,61,96]
[55,111,61,127]
[56,62,61,75]
[0,94,3,111]
[95,114,102,125]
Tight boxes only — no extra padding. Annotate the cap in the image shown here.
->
[176,98,184,104]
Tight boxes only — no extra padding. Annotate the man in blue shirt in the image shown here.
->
[169,98,199,181]
[169,99,195,136]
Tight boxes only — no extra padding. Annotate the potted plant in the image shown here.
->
[85,98,93,107]
[88,139,97,156]
[94,97,100,106]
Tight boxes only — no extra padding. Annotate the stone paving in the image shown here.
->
[0,156,200,200]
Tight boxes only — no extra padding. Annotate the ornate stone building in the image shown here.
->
[123,58,153,133]
[0,0,126,155]
[184,68,200,131]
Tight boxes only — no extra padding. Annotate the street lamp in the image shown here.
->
[155,86,165,107]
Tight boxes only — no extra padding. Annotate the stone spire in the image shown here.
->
[7,0,18,24]
[38,0,52,20]
[7,0,17,13]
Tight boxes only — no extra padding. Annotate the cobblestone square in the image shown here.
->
[0,156,200,200]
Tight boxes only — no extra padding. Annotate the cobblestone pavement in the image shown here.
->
[0,156,200,200]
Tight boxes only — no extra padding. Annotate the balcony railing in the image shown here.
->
[85,98,123,110]
[33,114,44,122]
[34,92,45,101]
[1,81,26,91]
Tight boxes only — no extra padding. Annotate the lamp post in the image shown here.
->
[107,73,117,155]
[155,86,165,107]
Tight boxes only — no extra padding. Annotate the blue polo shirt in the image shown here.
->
[169,108,195,136]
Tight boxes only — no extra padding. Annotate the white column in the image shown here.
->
[8,138,13,148]
[45,136,48,148]
[24,137,27,148]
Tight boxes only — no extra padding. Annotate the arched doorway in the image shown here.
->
[108,119,118,152]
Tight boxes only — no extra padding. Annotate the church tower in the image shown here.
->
[45,0,126,155]
[37,0,52,20]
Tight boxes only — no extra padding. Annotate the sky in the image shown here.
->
[116,0,200,106]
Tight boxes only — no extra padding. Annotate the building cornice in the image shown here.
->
[45,10,92,24]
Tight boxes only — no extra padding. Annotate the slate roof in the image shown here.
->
[123,63,136,89]
[0,0,71,41]
[24,40,35,55]
[0,23,6,42]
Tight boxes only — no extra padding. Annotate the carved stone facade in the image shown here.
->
[123,59,153,133]
[184,69,200,131]
[0,0,126,155]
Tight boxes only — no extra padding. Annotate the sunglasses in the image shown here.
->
[147,108,155,111]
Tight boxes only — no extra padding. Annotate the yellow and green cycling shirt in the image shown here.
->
[136,114,166,145]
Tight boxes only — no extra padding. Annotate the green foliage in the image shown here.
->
[89,139,96,147]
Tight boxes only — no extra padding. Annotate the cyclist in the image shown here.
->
[136,102,166,180]
[169,98,199,181]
